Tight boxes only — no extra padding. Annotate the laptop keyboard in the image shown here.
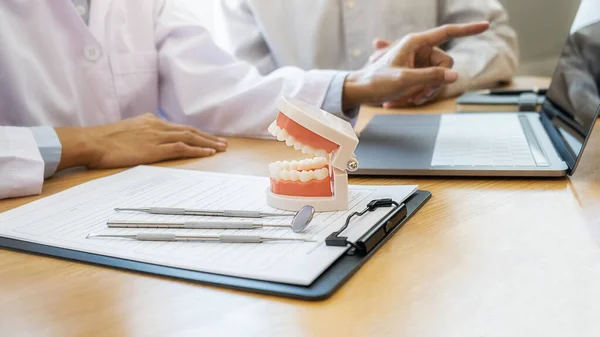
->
[431,114,541,167]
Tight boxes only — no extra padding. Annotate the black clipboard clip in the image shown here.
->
[325,198,407,255]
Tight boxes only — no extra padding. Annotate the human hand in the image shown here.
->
[369,39,451,107]
[343,22,489,109]
[55,113,227,171]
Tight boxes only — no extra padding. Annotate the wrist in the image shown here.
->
[342,72,364,111]
[54,127,100,171]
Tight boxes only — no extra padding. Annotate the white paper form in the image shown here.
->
[0,166,417,285]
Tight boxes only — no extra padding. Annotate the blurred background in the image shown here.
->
[182,0,582,77]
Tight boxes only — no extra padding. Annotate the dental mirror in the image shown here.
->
[290,205,315,233]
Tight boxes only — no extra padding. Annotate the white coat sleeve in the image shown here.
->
[0,127,45,200]
[440,0,519,97]
[155,1,338,138]
[212,0,278,75]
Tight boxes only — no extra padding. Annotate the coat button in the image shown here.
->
[76,5,87,16]
[84,45,101,62]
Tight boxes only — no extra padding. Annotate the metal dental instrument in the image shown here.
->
[86,233,316,243]
[107,204,315,233]
[114,206,301,218]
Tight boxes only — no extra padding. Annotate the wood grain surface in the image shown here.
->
[3,77,600,337]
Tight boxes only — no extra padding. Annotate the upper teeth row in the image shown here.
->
[270,167,329,182]
[269,157,327,172]
[268,121,329,157]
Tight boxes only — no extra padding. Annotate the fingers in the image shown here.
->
[407,21,489,48]
[430,47,453,68]
[373,38,391,50]
[161,131,227,151]
[156,142,217,162]
[383,85,441,109]
[139,115,227,151]
[383,98,412,109]
[136,113,224,144]
[382,85,424,108]
[160,122,227,151]
[346,67,455,107]
[411,86,441,106]
[166,122,227,144]
[397,67,458,89]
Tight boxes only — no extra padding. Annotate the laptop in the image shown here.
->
[353,0,600,177]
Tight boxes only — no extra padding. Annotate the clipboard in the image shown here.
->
[0,190,431,301]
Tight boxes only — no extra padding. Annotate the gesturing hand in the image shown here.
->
[343,22,489,109]
[55,113,228,171]
[369,39,454,107]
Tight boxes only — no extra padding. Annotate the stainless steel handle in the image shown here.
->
[222,210,262,218]
[148,207,187,215]
[218,235,262,243]
[184,221,257,229]
[136,233,177,241]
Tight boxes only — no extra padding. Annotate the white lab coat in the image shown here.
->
[0,0,338,199]
[214,0,519,97]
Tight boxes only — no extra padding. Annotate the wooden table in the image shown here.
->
[2,77,600,337]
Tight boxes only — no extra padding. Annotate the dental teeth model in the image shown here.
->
[266,97,359,211]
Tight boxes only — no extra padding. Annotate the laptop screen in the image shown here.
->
[542,0,600,174]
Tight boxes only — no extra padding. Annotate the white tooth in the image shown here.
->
[316,168,329,180]
[281,161,290,170]
[302,145,315,154]
[281,170,291,181]
[297,159,308,171]
[285,137,296,147]
[293,142,303,150]
[290,170,300,181]
[289,170,300,181]
[315,150,328,158]
[269,163,279,174]
[277,129,289,142]
[299,171,311,182]
[273,170,282,181]
[306,157,326,170]
[268,122,281,137]
[289,160,299,170]
[312,169,321,180]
